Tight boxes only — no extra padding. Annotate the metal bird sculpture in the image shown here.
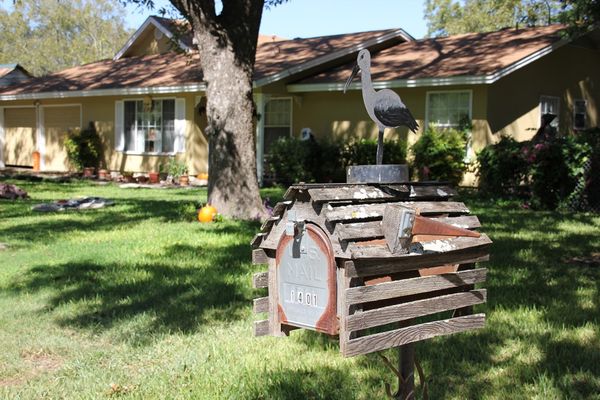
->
[344,49,418,165]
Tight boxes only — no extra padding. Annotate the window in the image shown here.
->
[123,99,175,153]
[540,96,560,129]
[264,98,292,155]
[426,91,471,128]
[573,99,586,130]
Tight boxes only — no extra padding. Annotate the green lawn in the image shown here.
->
[0,179,598,399]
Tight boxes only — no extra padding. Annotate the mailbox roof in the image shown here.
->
[252,182,491,262]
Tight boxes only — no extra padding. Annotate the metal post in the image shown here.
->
[398,343,415,400]
[376,129,384,165]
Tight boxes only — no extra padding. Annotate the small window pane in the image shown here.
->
[427,91,471,128]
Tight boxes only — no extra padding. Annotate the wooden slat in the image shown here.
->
[252,271,268,289]
[254,320,270,336]
[335,215,481,242]
[325,201,470,222]
[336,221,382,241]
[253,297,269,314]
[271,201,292,218]
[346,268,487,305]
[350,234,491,260]
[250,233,265,249]
[260,216,280,232]
[346,289,487,331]
[345,235,491,278]
[309,186,395,203]
[252,248,269,265]
[343,314,486,357]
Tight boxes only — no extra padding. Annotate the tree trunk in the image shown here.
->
[202,43,266,220]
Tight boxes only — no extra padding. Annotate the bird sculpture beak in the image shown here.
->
[343,63,360,94]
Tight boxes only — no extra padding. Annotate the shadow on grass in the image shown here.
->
[6,239,258,342]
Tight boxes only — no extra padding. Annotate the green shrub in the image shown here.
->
[341,138,407,167]
[476,136,529,197]
[411,126,467,185]
[267,137,318,185]
[529,136,592,210]
[64,121,103,171]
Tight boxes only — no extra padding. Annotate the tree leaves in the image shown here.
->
[0,0,133,76]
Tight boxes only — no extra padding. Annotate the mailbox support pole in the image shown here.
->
[398,344,415,400]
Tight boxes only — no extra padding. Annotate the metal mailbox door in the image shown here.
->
[276,223,338,335]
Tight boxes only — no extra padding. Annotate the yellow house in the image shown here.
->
[0,16,598,185]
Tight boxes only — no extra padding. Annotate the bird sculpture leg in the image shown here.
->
[376,129,384,165]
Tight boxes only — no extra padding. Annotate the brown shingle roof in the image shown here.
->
[0,24,567,97]
[295,25,565,85]
[253,29,398,80]
[0,53,203,95]
[0,67,13,79]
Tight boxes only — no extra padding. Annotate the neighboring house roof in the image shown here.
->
[290,24,567,91]
[0,63,32,79]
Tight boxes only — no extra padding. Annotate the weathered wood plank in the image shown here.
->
[345,268,487,305]
[254,320,270,337]
[271,201,292,218]
[252,248,269,265]
[343,314,486,357]
[260,216,280,233]
[325,201,470,223]
[335,215,481,242]
[344,235,491,277]
[252,271,268,289]
[253,296,269,314]
[309,186,395,203]
[350,234,491,260]
[250,233,265,249]
[346,289,487,331]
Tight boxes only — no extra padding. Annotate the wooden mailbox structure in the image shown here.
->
[252,182,490,358]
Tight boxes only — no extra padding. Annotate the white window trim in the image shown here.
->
[120,96,181,155]
[264,97,293,135]
[573,98,587,130]
[424,89,473,129]
[539,95,560,128]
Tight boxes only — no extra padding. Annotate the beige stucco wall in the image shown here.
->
[0,93,208,174]
[488,43,600,141]
[123,27,177,57]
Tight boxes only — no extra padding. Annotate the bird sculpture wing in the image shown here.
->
[374,96,419,133]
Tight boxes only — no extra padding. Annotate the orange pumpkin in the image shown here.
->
[198,204,217,223]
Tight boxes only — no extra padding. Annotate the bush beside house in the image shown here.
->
[476,129,599,211]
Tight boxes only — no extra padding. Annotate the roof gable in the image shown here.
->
[289,24,571,91]
[114,16,191,60]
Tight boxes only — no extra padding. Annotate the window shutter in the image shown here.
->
[114,101,125,151]
[174,98,186,153]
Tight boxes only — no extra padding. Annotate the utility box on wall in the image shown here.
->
[252,182,491,357]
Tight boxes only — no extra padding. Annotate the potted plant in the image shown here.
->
[148,170,160,184]
[167,157,189,186]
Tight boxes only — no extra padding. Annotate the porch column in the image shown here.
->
[254,93,267,186]
[36,104,46,171]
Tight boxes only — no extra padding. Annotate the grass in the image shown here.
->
[0,179,599,399]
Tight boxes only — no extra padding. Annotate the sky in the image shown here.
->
[124,0,429,39]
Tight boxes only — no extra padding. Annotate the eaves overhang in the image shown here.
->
[0,83,206,101]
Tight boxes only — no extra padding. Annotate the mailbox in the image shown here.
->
[252,181,491,357]
[276,222,338,335]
